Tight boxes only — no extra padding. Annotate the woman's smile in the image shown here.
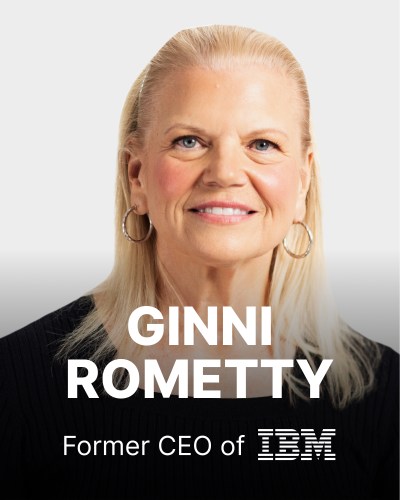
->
[187,201,257,224]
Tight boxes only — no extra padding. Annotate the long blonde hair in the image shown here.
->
[60,25,379,407]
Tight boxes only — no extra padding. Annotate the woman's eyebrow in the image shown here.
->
[163,123,206,135]
[245,128,289,139]
[164,123,289,139]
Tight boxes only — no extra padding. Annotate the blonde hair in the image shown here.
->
[60,25,379,407]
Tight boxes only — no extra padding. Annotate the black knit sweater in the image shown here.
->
[0,297,398,499]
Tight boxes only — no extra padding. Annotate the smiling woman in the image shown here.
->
[0,25,398,500]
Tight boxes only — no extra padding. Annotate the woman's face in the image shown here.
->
[129,66,312,267]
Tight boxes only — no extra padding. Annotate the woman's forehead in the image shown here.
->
[145,66,303,141]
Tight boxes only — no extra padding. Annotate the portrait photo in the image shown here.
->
[0,1,398,499]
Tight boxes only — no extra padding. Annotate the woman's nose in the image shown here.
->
[200,144,248,188]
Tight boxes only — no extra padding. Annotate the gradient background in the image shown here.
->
[0,0,398,350]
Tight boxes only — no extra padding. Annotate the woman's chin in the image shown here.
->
[183,241,272,268]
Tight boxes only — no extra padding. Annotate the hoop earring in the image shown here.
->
[283,221,313,259]
[122,205,153,243]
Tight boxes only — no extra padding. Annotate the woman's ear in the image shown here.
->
[294,149,313,222]
[127,150,149,214]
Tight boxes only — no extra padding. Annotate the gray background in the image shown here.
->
[0,0,398,350]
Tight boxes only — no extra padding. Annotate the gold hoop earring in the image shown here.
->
[283,221,313,259]
[122,205,153,243]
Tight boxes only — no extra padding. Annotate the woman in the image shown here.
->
[0,25,398,499]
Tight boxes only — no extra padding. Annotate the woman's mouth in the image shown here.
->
[193,207,251,215]
[188,203,256,223]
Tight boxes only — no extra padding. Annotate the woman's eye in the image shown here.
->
[174,136,200,149]
[250,139,276,152]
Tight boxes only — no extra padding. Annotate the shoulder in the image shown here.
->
[375,342,398,408]
[349,341,399,454]
[345,331,398,406]
[377,342,398,371]
[0,296,94,398]
[0,295,94,354]
[0,296,95,426]
[370,342,399,429]
[373,343,398,399]
[349,339,399,415]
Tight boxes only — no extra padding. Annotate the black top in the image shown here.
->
[0,297,398,499]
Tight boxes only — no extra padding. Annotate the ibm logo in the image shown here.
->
[258,428,336,461]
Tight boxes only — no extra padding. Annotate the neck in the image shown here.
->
[156,247,274,315]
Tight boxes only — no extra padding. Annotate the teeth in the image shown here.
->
[197,207,248,215]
